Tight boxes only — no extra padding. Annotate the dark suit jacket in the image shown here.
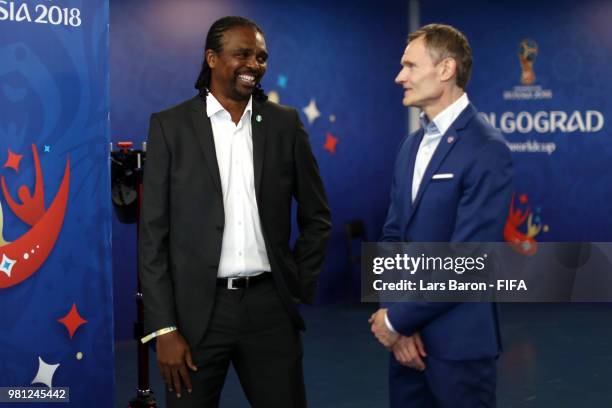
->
[139,95,332,348]
[382,104,514,360]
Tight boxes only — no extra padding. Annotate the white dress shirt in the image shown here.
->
[411,93,470,202]
[206,92,271,278]
[386,93,470,334]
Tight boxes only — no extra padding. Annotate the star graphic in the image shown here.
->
[31,357,60,388]
[519,194,528,204]
[323,132,339,154]
[44,145,51,153]
[302,99,321,125]
[3,150,22,171]
[277,74,288,89]
[0,253,16,278]
[57,303,88,339]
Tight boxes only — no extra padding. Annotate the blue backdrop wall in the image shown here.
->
[2,0,611,399]
[110,0,409,340]
[0,0,115,405]
[421,0,612,243]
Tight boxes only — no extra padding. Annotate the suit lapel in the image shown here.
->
[190,96,223,196]
[251,99,267,199]
[404,104,477,227]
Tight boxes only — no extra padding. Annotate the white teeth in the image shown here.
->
[238,74,255,83]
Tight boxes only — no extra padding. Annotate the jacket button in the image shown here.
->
[216,225,223,232]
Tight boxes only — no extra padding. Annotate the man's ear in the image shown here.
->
[205,49,216,69]
[439,57,457,83]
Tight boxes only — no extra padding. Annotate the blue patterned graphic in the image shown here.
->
[0,0,114,406]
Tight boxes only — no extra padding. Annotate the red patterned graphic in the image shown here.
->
[0,144,70,288]
[2,145,45,225]
[504,192,548,256]
[57,303,88,339]
[323,132,338,154]
[3,150,23,171]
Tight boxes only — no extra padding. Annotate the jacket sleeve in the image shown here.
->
[291,109,332,304]
[139,113,177,334]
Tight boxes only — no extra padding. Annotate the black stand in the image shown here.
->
[111,142,157,408]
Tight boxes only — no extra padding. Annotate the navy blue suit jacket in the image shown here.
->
[383,103,513,361]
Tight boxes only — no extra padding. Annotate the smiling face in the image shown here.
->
[394,36,445,110]
[207,26,268,102]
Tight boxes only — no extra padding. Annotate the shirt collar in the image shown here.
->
[206,91,253,120]
[420,93,469,136]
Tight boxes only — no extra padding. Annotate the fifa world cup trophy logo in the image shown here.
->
[518,39,538,85]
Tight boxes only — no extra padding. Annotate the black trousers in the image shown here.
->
[167,277,307,408]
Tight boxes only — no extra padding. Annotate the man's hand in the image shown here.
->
[369,308,399,349]
[156,330,198,398]
[392,332,427,371]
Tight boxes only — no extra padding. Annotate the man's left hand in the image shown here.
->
[369,308,399,349]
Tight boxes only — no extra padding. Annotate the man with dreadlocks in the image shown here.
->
[139,16,331,408]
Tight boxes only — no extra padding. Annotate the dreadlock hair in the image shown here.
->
[194,16,268,102]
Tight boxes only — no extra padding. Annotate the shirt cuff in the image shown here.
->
[140,326,177,344]
[384,313,397,333]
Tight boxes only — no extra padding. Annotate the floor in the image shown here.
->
[115,303,612,407]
